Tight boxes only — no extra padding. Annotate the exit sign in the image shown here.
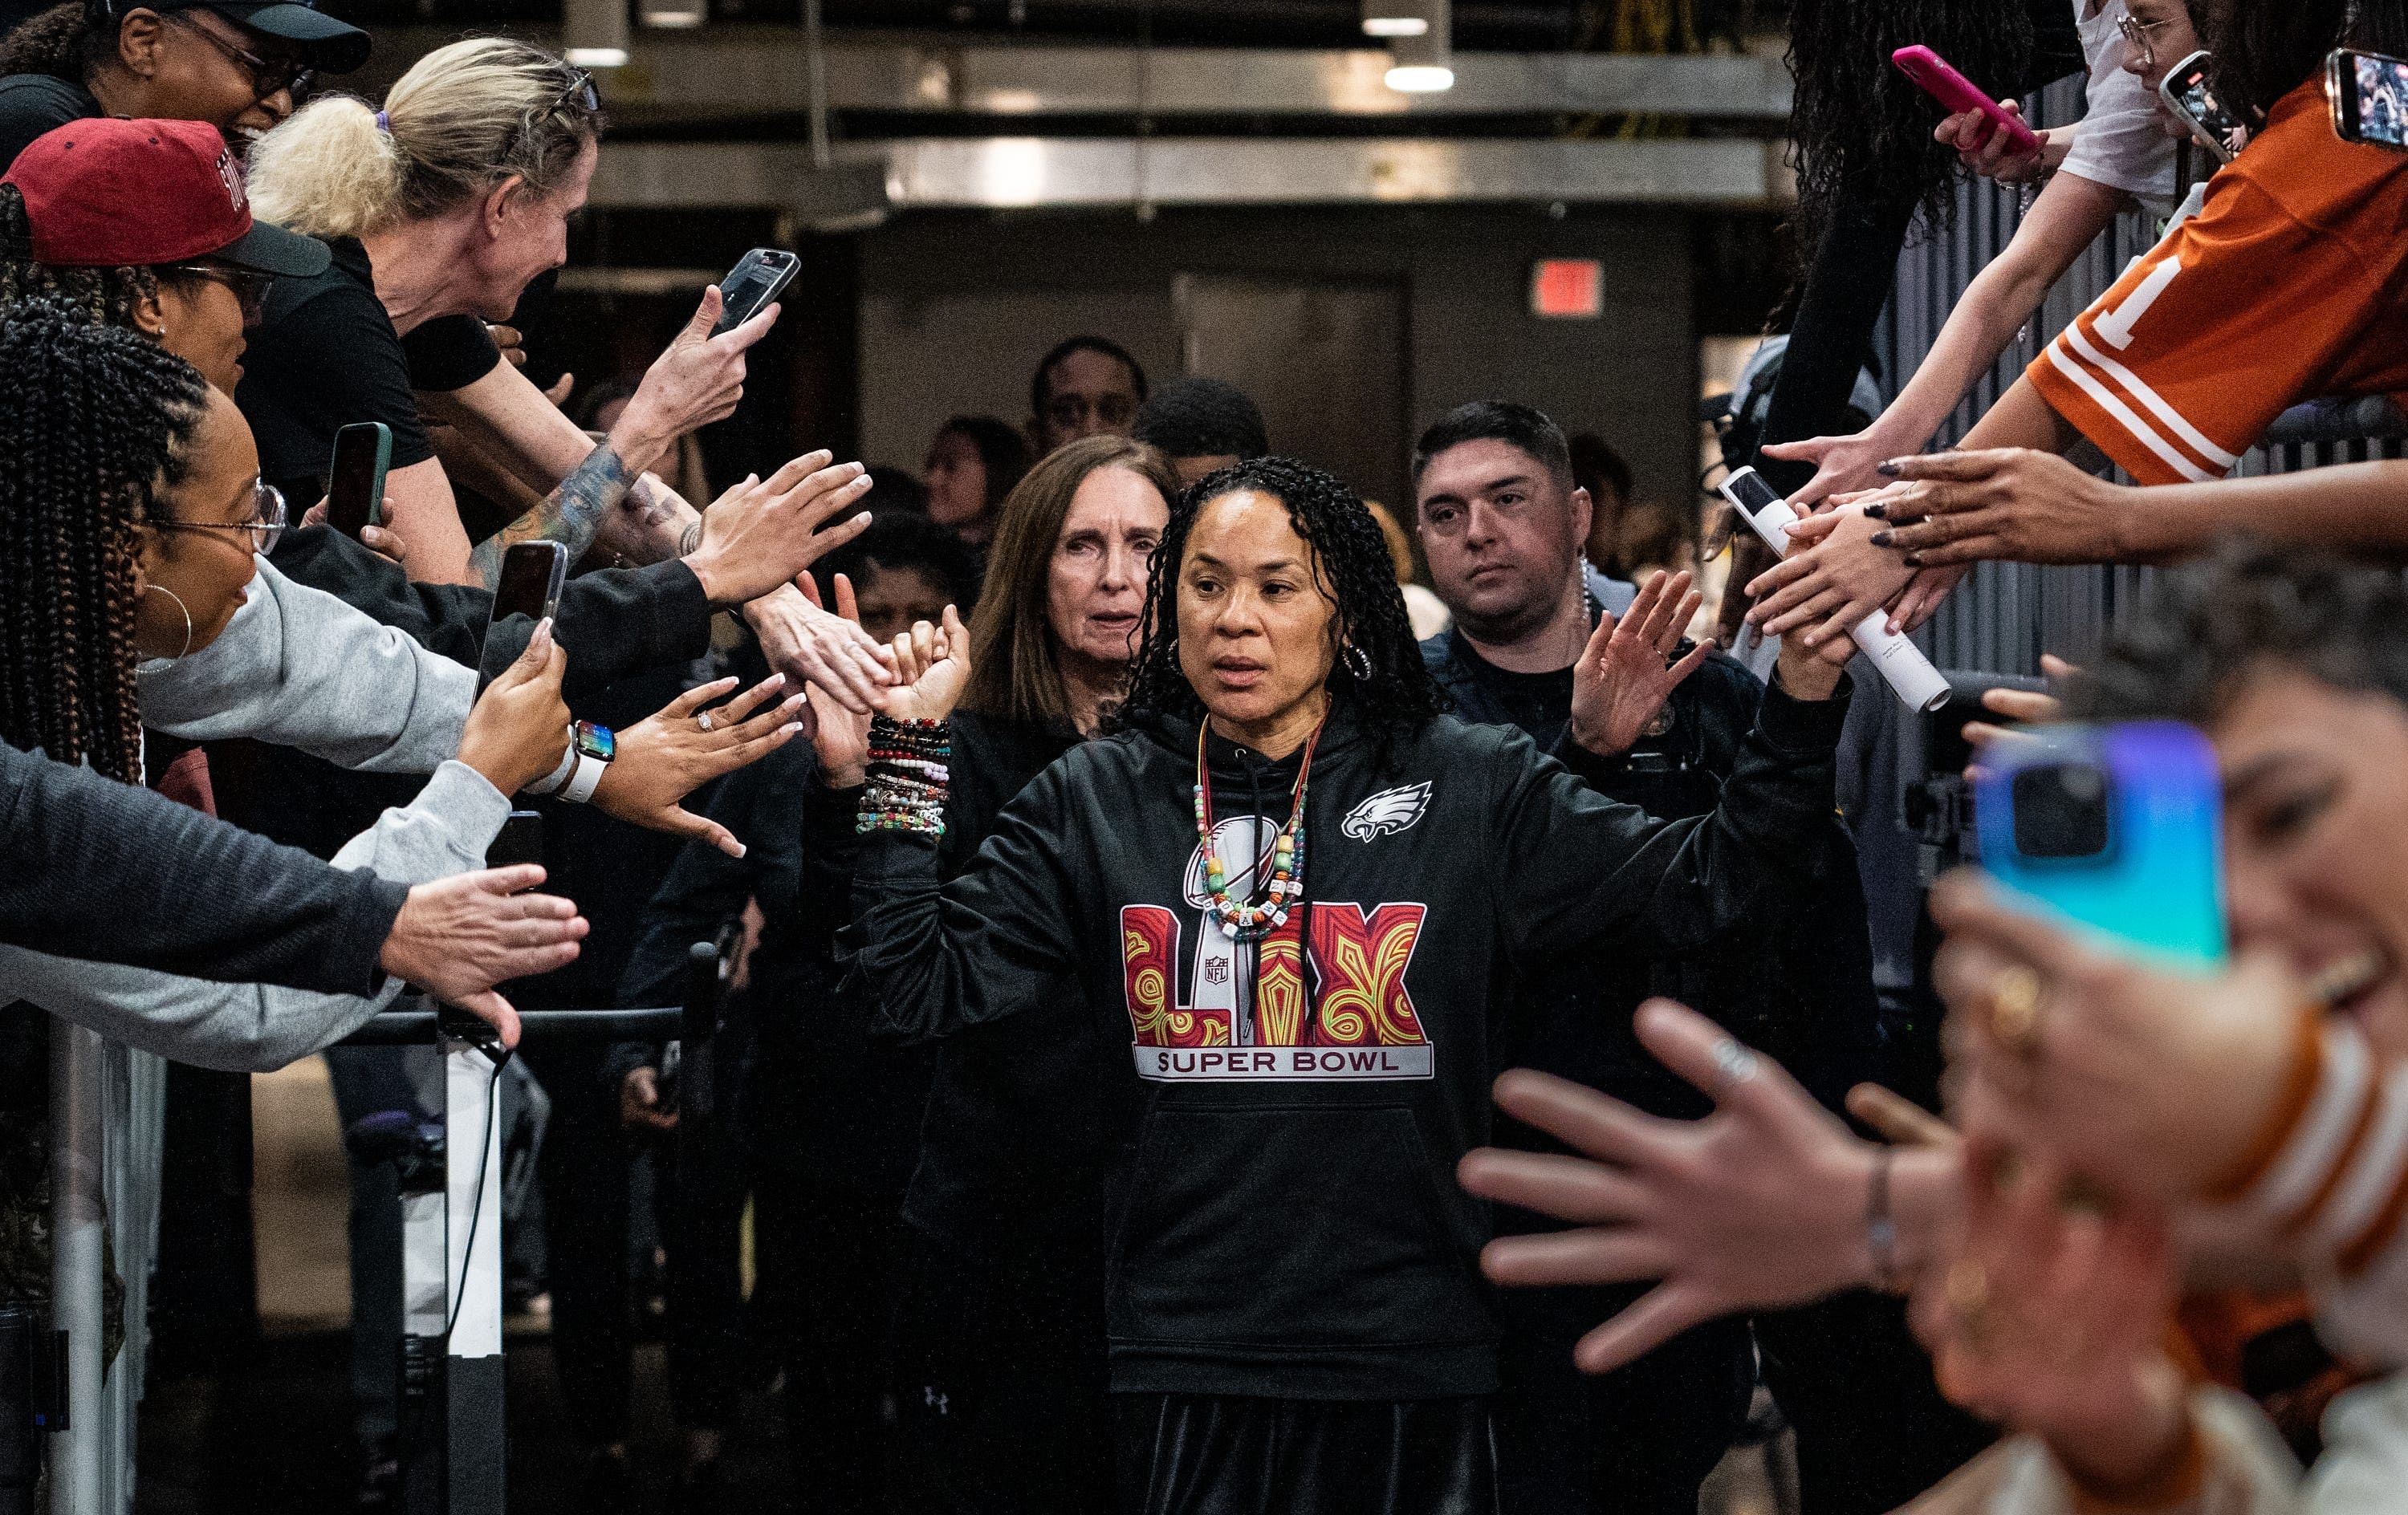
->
[1531,258,1603,319]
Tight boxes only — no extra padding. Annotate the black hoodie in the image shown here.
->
[852,676,1850,1401]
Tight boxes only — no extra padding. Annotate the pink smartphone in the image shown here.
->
[1892,45,2042,156]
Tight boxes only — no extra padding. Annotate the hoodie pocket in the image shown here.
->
[1108,1104,1490,1352]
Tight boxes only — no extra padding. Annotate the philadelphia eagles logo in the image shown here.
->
[1342,782,1431,842]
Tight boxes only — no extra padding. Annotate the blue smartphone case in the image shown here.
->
[1972,721,2227,967]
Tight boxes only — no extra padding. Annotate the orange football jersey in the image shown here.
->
[2028,79,2408,484]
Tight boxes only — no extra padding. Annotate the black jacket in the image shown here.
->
[214,533,717,866]
[269,526,713,705]
[0,739,403,990]
[852,680,1850,1399]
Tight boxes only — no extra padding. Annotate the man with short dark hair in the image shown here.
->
[1130,375,1268,485]
[1027,335,1147,456]
[1413,399,1846,1513]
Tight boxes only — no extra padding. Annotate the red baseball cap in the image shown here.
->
[2,118,328,277]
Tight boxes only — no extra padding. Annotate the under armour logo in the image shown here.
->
[922,1386,950,1415]
[1341,782,1431,842]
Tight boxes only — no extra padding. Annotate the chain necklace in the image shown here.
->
[1193,714,1324,940]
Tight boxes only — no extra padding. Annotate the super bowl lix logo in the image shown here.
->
[1118,815,1431,1082]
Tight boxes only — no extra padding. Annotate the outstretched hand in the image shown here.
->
[682,450,877,606]
[594,672,807,856]
[1745,503,1921,650]
[1913,1144,2191,1493]
[744,580,897,714]
[1568,569,1710,757]
[873,605,972,725]
[1856,449,2130,569]
[1461,1001,1889,1374]
[797,573,874,788]
[378,864,590,1047]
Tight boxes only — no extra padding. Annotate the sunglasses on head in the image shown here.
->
[545,69,603,119]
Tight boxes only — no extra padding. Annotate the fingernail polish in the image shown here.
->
[1862,502,1886,520]
[1869,530,1893,548]
[1876,460,1902,477]
[1903,554,1924,569]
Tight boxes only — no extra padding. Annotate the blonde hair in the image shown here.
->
[246,37,601,240]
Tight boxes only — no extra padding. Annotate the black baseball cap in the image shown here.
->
[96,2,374,75]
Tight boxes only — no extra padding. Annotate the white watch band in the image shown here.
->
[559,749,609,805]
[526,742,577,797]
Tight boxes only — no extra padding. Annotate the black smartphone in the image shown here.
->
[710,248,799,335]
[327,421,391,539]
[478,540,567,689]
[487,810,544,871]
[2327,47,2408,149]
[2158,50,2249,164]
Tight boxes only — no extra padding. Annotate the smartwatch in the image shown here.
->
[558,720,615,804]
[529,721,614,802]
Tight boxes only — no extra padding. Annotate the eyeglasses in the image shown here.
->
[164,10,314,104]
[2117,13,2174,71]
[544,69,603,120]
[161,480,287,556]
[161,262,274,327]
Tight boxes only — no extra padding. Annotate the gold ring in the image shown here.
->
[1987,965,2044,1058]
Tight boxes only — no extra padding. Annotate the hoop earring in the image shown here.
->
[1344,644,1373,681]
[144,583,193,660]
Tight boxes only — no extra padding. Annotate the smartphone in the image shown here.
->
[710,248,799,335]
[1972,721,2226,967]
[1891,46,2043,157]
[2327,47,2408,149]
[487,810,544,871]
[478,540,567,689]
[2159,50,2249,164]
[326,421,391,539]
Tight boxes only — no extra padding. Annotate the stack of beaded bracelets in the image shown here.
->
[858,715,950,839]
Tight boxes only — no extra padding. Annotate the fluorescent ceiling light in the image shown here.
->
[1384,64,1454,91]
[1362,0,1438,39]
[1362,17,1429,36]
[565,47,631,67]
[639,0,709,25]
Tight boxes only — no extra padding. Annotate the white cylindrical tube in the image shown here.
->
[1720,469,1952,714]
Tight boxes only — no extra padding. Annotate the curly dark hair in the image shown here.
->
[0,2,109,83]
[2208,0,2408,124]
[2070,539,2408,726]
[1116,455,1445,753]
[0,185,163,331]
[1785,0,2044,266]
[0,299,210,783]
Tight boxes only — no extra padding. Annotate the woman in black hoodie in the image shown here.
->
[849,457,1856,1514]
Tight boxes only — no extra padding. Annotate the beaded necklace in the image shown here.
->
[1193,713,1324,940]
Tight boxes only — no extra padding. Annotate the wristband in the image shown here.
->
[557,721,615,805]
[1867,1147,1903,1294]
[526,733,577,797]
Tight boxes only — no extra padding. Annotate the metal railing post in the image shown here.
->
[46,1027,104,1514]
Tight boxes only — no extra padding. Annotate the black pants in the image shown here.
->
[1114,1392,1497,1515]
[885,1240,1112,1515]
[1493,1286,1753,1514]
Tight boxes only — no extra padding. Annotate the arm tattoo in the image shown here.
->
[468,442,635,587]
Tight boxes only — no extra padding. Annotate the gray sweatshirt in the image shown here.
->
[137,554,473,771]
[0,760,508,1070]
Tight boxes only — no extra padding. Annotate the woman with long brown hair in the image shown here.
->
[792,433,1179,1512]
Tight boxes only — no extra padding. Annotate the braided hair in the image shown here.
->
[1117,456,1444,755]
[0,185,161,331]
[0,299,209,782]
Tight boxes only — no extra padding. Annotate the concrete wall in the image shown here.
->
[856,204,1698,516]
